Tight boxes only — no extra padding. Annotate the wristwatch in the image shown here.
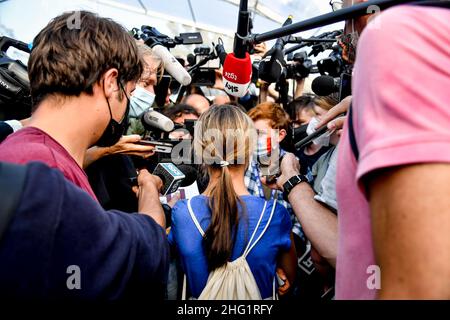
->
[283,174,309,199]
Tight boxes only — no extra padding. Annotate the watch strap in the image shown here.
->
[283,174,308,198]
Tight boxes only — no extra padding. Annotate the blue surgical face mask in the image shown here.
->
[130,85,156,118]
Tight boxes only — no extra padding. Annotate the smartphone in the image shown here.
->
[339,72,352,101]
[136,140,173,154]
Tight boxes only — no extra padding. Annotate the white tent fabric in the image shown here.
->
[0,0,343,58]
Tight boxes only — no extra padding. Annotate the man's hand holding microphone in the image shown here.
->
[262,152,301,192]
[133,169,166,228]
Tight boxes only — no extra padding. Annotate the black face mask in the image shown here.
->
[96,82,130,147]
[293,124,309,143]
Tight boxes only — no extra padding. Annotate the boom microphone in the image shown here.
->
[311,75,340,96]
[141,109,175,132]
[151,44,192,86]
[222,0,252,97]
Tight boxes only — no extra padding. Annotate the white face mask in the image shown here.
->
[254,130,280,172]
[247,83,260,97]
[129,86,156,118]
[256,135,272,164]
[306,117,333,147]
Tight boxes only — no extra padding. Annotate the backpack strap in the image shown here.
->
[0,162,27,243]
[243,200,277,258]
[187,197,205,237]
[182,274,187,300]
[348,103,360,161]
[242,201,267,257]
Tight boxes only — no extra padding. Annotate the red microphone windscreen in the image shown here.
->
[223,53,252,97]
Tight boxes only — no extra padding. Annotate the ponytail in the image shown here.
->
[204,166,243,271]
[193,104,255,271]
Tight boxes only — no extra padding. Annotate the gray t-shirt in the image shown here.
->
[311,145,338,211]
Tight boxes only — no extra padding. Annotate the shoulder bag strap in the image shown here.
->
[0,162,27,243]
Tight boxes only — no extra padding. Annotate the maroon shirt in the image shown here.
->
[0,126,97,200]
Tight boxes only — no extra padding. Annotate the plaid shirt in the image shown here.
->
[245,151,305,240]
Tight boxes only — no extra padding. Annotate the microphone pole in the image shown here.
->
[288,38,336,44]
[275,16,293,109]
[222,0,253,98]
[235,0,249,59]
[249,0,426,45]
[284,30,342,55]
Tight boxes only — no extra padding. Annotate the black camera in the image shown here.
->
[286,51,313,79]
[317,45,346,78]
[132,26,203,49]
[194,46,211,56]
[0,36,32,121]
[187,45,221,87]
[140,116,197,166]
[192,45,220,69]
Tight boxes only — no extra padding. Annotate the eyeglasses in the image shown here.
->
[329,0,343,12]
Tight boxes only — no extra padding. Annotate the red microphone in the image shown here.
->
[222,0,252,98]
[223,52,252,98]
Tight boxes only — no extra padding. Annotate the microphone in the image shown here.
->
[258,48,286,84]
[258,16,293,83]
[151,44,192,86]
[215,41,227,66]
[152,162,186,195]
[311,75,340,96]
[141,109,175,132]
[176,164,198,187]
[223,53,252,97]
[222,0,252,97]
[187,53,196,67]
[274,16,293,51]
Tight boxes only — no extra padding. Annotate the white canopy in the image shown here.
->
[0,0,343,58]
